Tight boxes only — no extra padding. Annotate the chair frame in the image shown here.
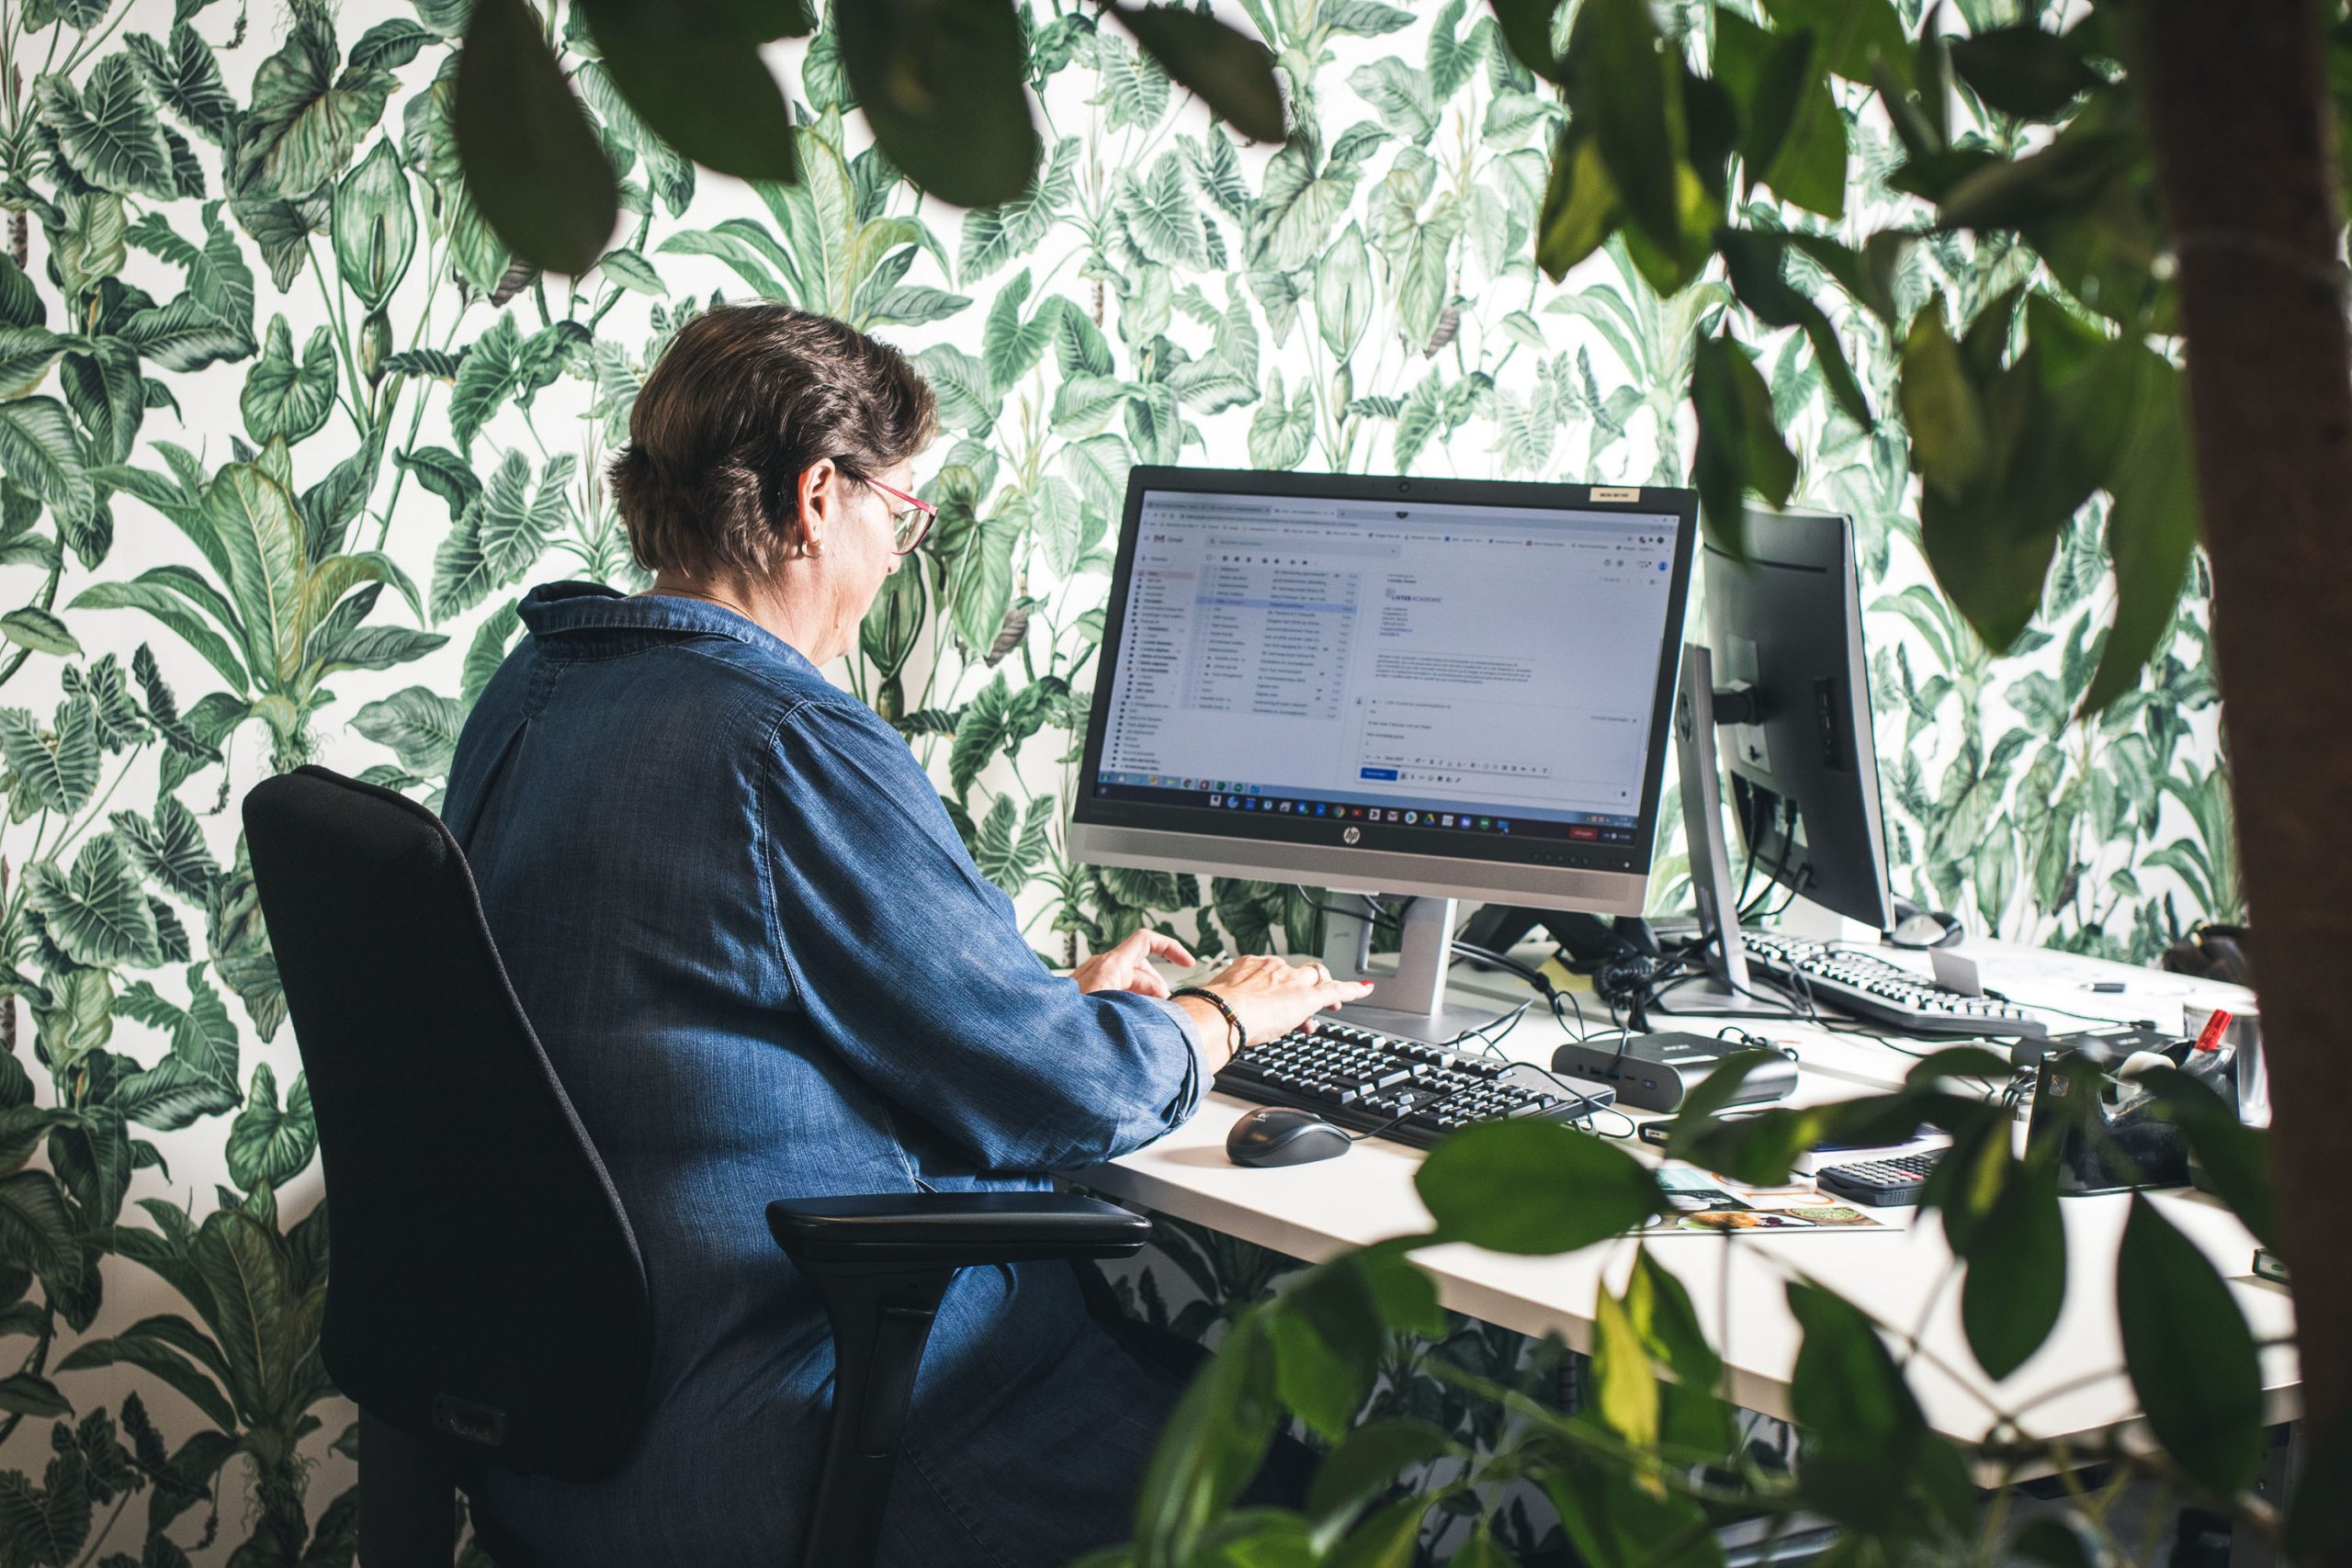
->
[245,767,1149,1568]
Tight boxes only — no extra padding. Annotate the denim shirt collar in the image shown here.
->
[518,581,818,673]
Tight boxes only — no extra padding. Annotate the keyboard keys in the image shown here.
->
[1739,934,2045,1040]
[1216,1022,1610,1149]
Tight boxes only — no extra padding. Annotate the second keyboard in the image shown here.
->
[1739,934,2047,1040]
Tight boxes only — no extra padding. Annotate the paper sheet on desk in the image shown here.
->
[1964,948,2220,1021]
[1641,1165,1894,1235]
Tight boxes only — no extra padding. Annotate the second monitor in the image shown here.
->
[1069,466,1699,1040]
[1660,504,1895,1016]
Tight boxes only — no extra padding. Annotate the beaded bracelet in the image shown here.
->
[1170,986,1245,1057]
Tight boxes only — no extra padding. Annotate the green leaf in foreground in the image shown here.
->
[1947,27,2098,121]
[1669,1046,1788,1127]
[1129,1313,1280,1563]
[2116,1192,2264,1498]
[1591,1277,1660,1448]
[837,0,1036,209]
[2132,1066,2276,1250]
[1453,1528,1525,1568]
[1690,328,1795,558]
[456,0,617,276]
[1956,1154,2064,1380]
[1305,1418,1459,1551]
[1327,1495,1434,1568]
[1417,1118,1666,1253]
[2010,1513,2108,1568]
[1268,1244,1440,1441]
[1789,1280,1922,1455]
[1546,1459,1722,1568]
[576,0,798,183]
[1112,4,1285,143]
[1786,1279,1971,1535]
[1489,0,1565,80]
[1562,0,1678,258]
[1536,130,1617,280]
[2082,365,2197,715]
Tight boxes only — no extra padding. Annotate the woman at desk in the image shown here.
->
[440,305,1363,1566]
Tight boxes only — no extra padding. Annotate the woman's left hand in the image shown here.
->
[1071,929,1195,998]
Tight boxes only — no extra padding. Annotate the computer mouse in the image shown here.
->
[1889,911,1962,949]
[1225,1107,1353,1168]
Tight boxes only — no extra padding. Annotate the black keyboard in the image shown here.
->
[1816,1149,1942,1206]
[1214,1021,1612,1150]
[1739,933,2047,1040]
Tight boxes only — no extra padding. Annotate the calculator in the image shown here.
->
[1815,1150,1943,1207]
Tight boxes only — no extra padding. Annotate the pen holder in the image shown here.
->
[2027,1040,2236,1196]
[2185,1001,2266,1125]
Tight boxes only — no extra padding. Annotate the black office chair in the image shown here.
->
[243,766,1150,1568]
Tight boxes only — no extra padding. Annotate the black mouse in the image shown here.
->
[1226,1107,1353,1168]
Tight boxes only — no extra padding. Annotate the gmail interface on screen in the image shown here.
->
[1096,489,1684,835]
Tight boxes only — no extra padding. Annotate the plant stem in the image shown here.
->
[68,1493,131,1568]
[374,301,470,550]
[56,0,132,75]
[49,746,144,864]
[306,239,368,434]
[2046,1436,2136,1564]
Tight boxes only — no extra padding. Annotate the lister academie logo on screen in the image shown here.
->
[1342,826,1361,844]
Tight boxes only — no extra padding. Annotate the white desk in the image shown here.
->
[1079,939,2293,1465]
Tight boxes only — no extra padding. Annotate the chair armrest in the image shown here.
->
[766,1191,1149,1269]
[769,1192,1148,1564]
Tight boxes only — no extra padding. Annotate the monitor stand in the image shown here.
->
[1649,640,1788,1019]
[1318,895,1501,1045]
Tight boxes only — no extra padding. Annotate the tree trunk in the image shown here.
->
[2139,0,2352,1517]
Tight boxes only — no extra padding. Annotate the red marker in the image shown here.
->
[2193,1009,2233,1053]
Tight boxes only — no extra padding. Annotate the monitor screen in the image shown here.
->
[1070,468,1698,906]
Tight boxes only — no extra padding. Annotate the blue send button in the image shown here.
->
[1359,767,1398,781]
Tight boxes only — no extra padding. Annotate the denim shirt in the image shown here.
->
[441,582,1207,1560]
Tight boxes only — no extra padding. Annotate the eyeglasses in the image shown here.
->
[864,477,938,555]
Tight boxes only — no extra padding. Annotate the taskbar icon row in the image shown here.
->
[1204,792,1515,834]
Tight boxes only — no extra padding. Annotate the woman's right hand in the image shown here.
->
[1183,954,1373,1055]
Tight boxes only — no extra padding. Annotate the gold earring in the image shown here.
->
[803,536,823,558]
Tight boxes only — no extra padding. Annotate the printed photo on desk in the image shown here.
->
[1643,1167,1893,1234]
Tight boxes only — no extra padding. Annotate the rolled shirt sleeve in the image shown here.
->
[760,697,1210,1172]
[1141,994,1216,1122]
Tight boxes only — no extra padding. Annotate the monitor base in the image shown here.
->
[1331,998,1517,1048]
[1671,642,1800,1022]
[1322,894,1463,1021]
[1645,979,1793,1020]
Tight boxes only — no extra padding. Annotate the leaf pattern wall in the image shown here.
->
[0,0,2230,1561]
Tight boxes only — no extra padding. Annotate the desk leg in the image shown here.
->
[2229,1426,2298,1568]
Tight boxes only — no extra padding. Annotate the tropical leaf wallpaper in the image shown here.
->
[0,0,2230,1562]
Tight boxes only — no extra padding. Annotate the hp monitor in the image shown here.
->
[1069,466,1699,1039]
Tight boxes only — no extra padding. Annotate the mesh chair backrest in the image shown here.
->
[243,766,651,1482]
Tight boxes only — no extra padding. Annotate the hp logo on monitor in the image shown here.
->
[1342,826,1361,844]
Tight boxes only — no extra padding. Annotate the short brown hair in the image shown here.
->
[608,306,936,579]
